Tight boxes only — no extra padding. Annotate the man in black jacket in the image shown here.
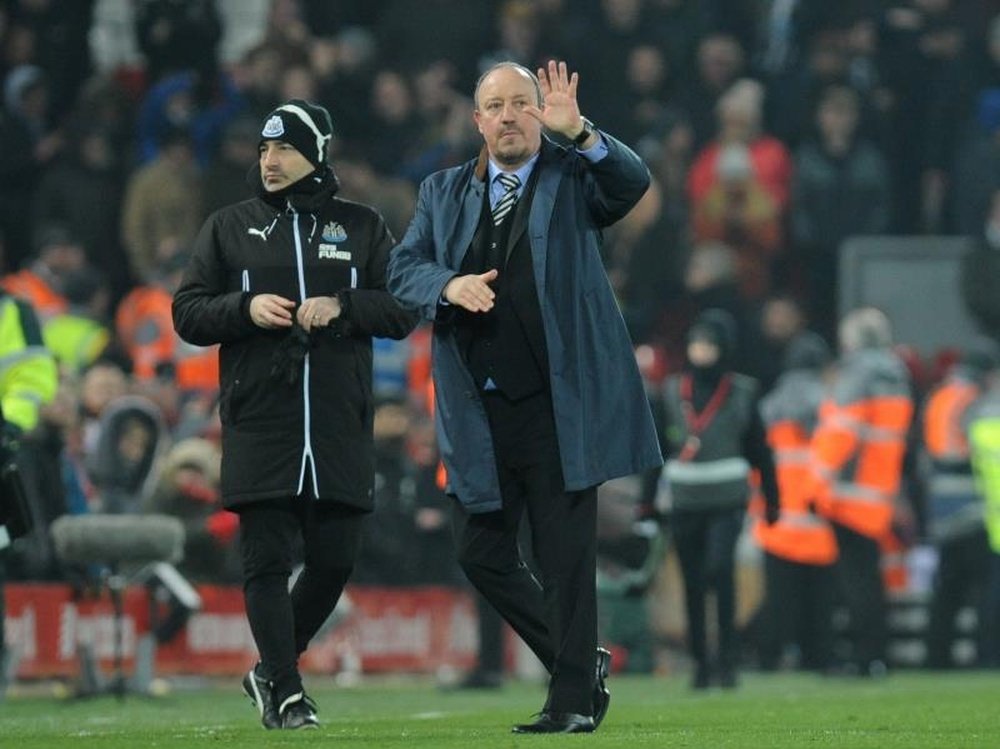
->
[172,99,417,730]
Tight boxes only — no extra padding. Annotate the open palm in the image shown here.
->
[524,60,583,137]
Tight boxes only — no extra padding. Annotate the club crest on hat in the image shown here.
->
[261,115,284,138]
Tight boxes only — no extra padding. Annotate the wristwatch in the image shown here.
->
[572,118,595,146]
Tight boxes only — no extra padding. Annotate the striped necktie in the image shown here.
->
[492,173,521,225]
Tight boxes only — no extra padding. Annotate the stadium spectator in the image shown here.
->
[791,84,891,341]
[650,308,778,689]
[120,125,203,283]
[688,79,792,300]
[133,0,222,88]
[953,89,1000,237]
[201,115,259,215]
[0,64,63,269]
[878,0,971,233]
[1,223,86,321]
[31,120,130,304]
[144,437,238,583]
[133,67,245,168]
[677,33,747,150]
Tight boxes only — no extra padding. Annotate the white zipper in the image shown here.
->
[290,208,319,497]
[241,269,249,291]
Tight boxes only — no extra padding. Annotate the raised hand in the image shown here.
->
[523,60,584,139]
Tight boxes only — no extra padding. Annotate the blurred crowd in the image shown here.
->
[2,0,1000,675]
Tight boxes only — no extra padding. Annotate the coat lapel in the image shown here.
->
[528,141,561,302]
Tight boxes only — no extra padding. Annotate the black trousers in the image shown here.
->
[672,507,744,671]
[758,553,835,671]
[239,498,364,702]
[925,528,991,668]
[453,389,598,716]
[474,591,505,674]
[832,523,886,667]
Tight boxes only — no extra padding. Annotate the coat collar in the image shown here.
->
[472,136,560,182]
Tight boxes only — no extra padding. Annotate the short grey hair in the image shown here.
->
[839,307,893,352]
[473,61,542,110]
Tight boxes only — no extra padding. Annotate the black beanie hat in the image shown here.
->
[259,99,333,168]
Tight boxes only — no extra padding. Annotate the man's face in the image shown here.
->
[259,140,315,192]
[474,66,542,168]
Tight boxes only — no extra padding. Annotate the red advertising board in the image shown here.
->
[3,584,479,679]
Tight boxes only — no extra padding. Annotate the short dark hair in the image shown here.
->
[473,62,542,110]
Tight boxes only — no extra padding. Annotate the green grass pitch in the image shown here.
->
[1,671,997,748]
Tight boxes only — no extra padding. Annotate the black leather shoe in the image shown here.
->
[593,647,612,728]
[279,692,319,729]
[242,665,281,729]
[512,712,595,734]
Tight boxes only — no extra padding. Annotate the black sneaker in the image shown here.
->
[279,692,320,729]
[593,647,611,729]
[242,665,281,729]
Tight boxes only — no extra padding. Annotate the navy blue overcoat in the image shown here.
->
[387,134,663,512]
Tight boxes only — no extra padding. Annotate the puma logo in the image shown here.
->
[247,228,269,241]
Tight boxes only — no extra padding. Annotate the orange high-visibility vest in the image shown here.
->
[811,350,913,539]
[116,285,174,380]
[754,418,838,565]
[174,339,220,392]
[116,284,219,391]
[923,376,979,463]
[1,269,67,320]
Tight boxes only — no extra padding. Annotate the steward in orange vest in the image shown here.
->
[810,308,913,676]
[1,224,87,321]
[116,253,219,393]
[921,343,996,668]
[754,331,838,671]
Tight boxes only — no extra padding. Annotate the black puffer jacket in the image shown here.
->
[172,167,418,509]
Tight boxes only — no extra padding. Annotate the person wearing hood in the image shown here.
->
[172,99,418,731]
[809,307,913,677]
[754,331,838,673]
[652,307,778,689]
